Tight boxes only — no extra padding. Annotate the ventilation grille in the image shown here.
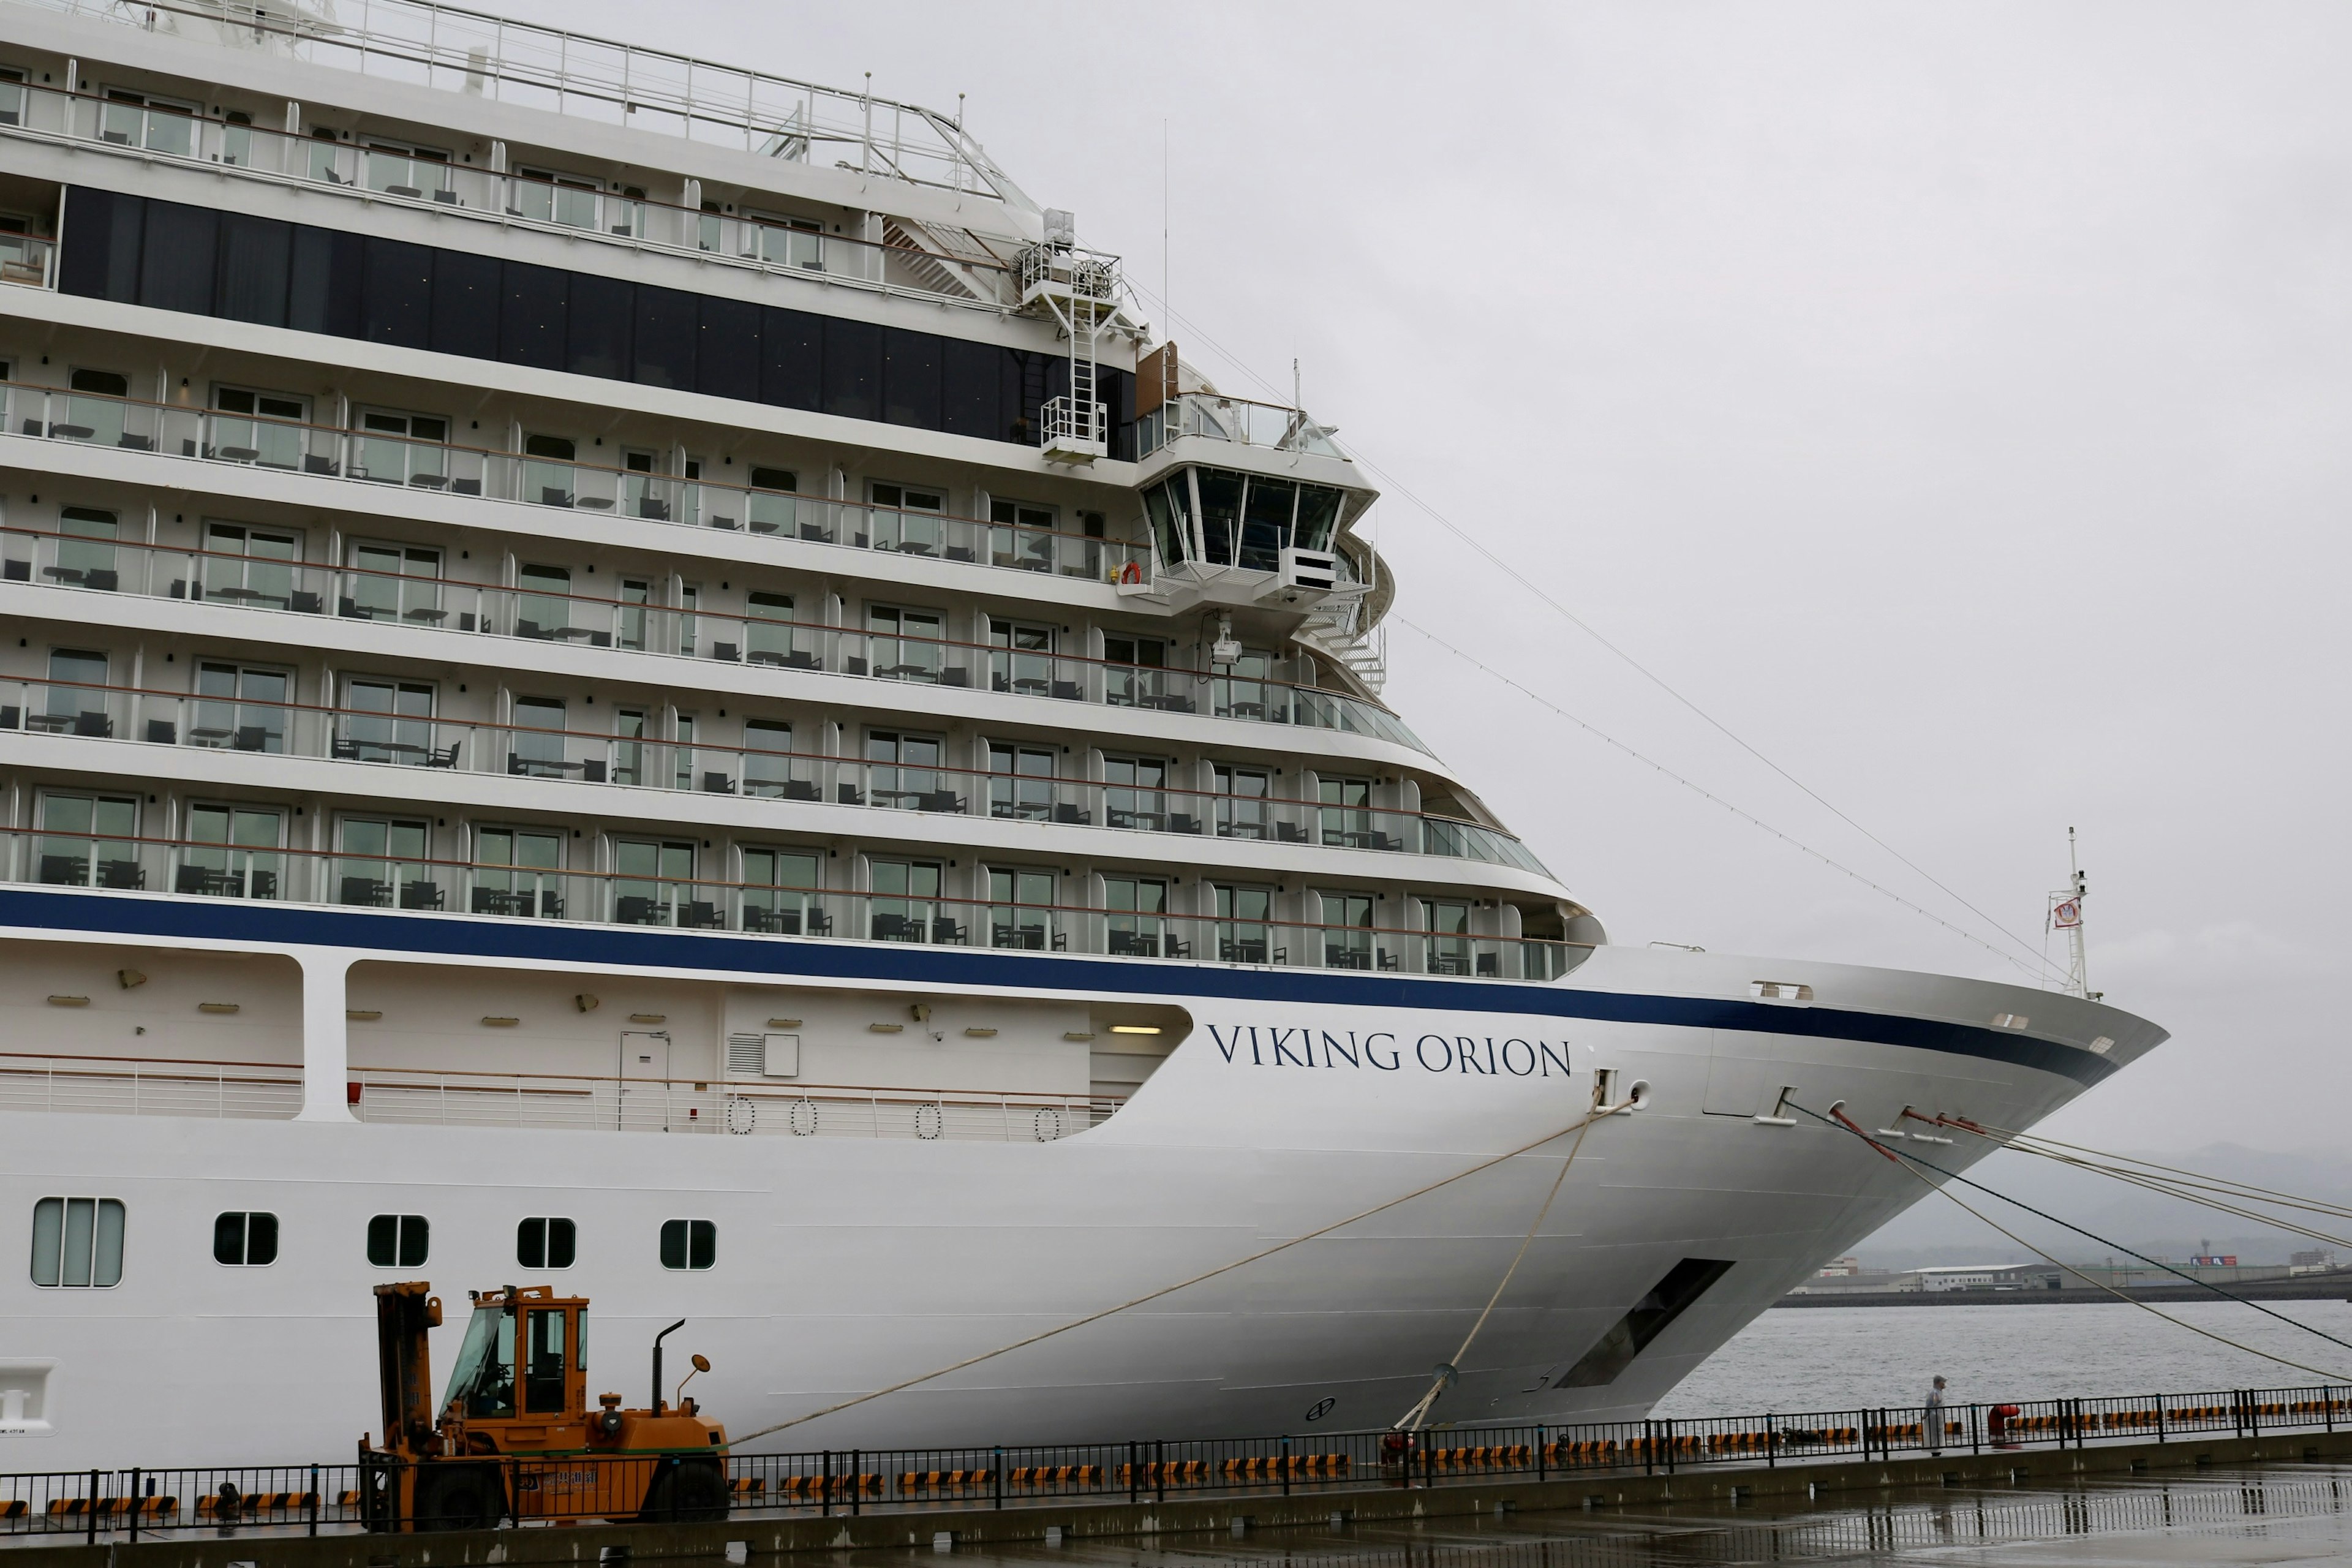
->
[729,1033,801,1079]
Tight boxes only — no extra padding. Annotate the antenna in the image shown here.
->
[2048,826,2095,1000]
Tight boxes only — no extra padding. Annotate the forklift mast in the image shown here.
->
[374,1281,441,1459]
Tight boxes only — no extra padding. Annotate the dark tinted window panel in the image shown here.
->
[760,306,823,410]
[214,214,290,327]
[59,186,141,303]
[430,250,500,358]
[881,325,941,429]
[822,316,880,421]
[1100,366,1136,461]
[696,295,760,402]
[1196,467,1243,567]
[499,260,567,371]
[287,227,361,337]
[631,284,696,390]
[1000,349,1031,443]
[360,236,433,349]
[1557,1257,1734,1389]
[940,336,1000,439]
[567,271,633,380]
[140,199,217,317]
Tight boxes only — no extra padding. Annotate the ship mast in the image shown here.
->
[2049,827,2095,1000]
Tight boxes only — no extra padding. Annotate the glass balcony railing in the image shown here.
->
[1137,393,1345,461]
[0,78,1039,310]
[0,380,1156,589]
[6,829,1589,982]
[0,520,1430,754]
[0,673,1545,877]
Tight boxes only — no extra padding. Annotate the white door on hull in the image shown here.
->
[621,1031,672,1133]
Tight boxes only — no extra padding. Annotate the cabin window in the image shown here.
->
[29,1197,124,1287]
[659,1219,716,1272]
[473,826,564,919]
[864,730,946,812]
[36,791,139,889]
[1104,875,1171,958]
[986,866,1057,951]
[213,1211,278,1266]
[1319,892,1376,971]
[741,846,825,936]
[1212,763,1273,841]
[209,385,309,469]
[201,521,303,608]
[366,1213,429,1268]
[518,1216,576,1270]
[182,804,287,901]
[987,742,1057,822]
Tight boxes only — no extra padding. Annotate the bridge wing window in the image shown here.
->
[1556,1257,1734,1388]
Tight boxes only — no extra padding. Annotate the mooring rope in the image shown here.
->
[1793,1101,2350,1381]
[729,1097,1635,1446]
[1921,1112,2352,1234]
[1390,1079,1612,1433]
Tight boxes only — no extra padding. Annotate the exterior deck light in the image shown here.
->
[1109,1025,1163,1035]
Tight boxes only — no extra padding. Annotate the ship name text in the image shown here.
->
[1207,1025,1572,1077]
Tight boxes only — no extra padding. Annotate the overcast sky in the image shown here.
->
[538,1,2350,1152]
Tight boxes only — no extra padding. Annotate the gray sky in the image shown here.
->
[545,1,2351,1151]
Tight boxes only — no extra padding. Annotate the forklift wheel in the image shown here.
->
[638,1457,729,1524]
[414,1463,506,1532]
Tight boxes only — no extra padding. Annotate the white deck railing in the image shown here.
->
[0,1051,1118,1140]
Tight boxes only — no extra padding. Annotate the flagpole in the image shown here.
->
[2049,827,2092,1000]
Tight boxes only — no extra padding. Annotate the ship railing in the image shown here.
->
[0,380,1154,589]
[0,1047,1121,1139]
[7,1383,2352,1537]
[0,72,1051,309]
[13,0,1027,206]
[0,675,1537,876]
[0,1050,303,1121]
[0,232,53,291]
[350,1068,1117,1140]
[0,829,1591,981]
[1137,392,1345,461]
[0,517,1430,753]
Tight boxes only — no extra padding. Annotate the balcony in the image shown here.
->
[0,674,1545,876]
[0,75,1062,311]
[1137,393,1344,462]
[0,379,1156,584]
[0,519,1432,754]
[7,827,1589,981]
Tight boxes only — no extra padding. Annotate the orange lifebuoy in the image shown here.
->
[1118,560,1142,584]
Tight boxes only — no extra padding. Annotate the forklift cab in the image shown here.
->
[442,1287,583,1431]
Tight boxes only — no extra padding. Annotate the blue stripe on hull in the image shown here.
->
[0,887,2112,1087]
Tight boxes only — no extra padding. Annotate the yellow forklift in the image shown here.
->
[362,1281,729,1531]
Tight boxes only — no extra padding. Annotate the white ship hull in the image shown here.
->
[0,889,2162,1466]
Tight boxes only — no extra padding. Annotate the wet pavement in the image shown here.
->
[831,1464,2352,1566]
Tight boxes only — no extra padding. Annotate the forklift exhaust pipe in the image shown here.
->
[652,1319,686,1413]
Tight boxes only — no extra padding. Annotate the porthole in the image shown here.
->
[659,1218,716,1271]
[366,1213,429,1268]
[214,1211,278,1266]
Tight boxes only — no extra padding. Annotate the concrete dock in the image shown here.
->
[6,1427,2350,1567]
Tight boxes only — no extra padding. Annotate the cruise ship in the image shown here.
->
[0,0,2165,1468]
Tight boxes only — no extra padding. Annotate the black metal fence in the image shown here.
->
[2,1384,2343,1539]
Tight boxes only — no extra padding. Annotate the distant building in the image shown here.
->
[1818,1257,1863,1276]
[1914,1264,2064,1292]
[2292,1248,2338,1274]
